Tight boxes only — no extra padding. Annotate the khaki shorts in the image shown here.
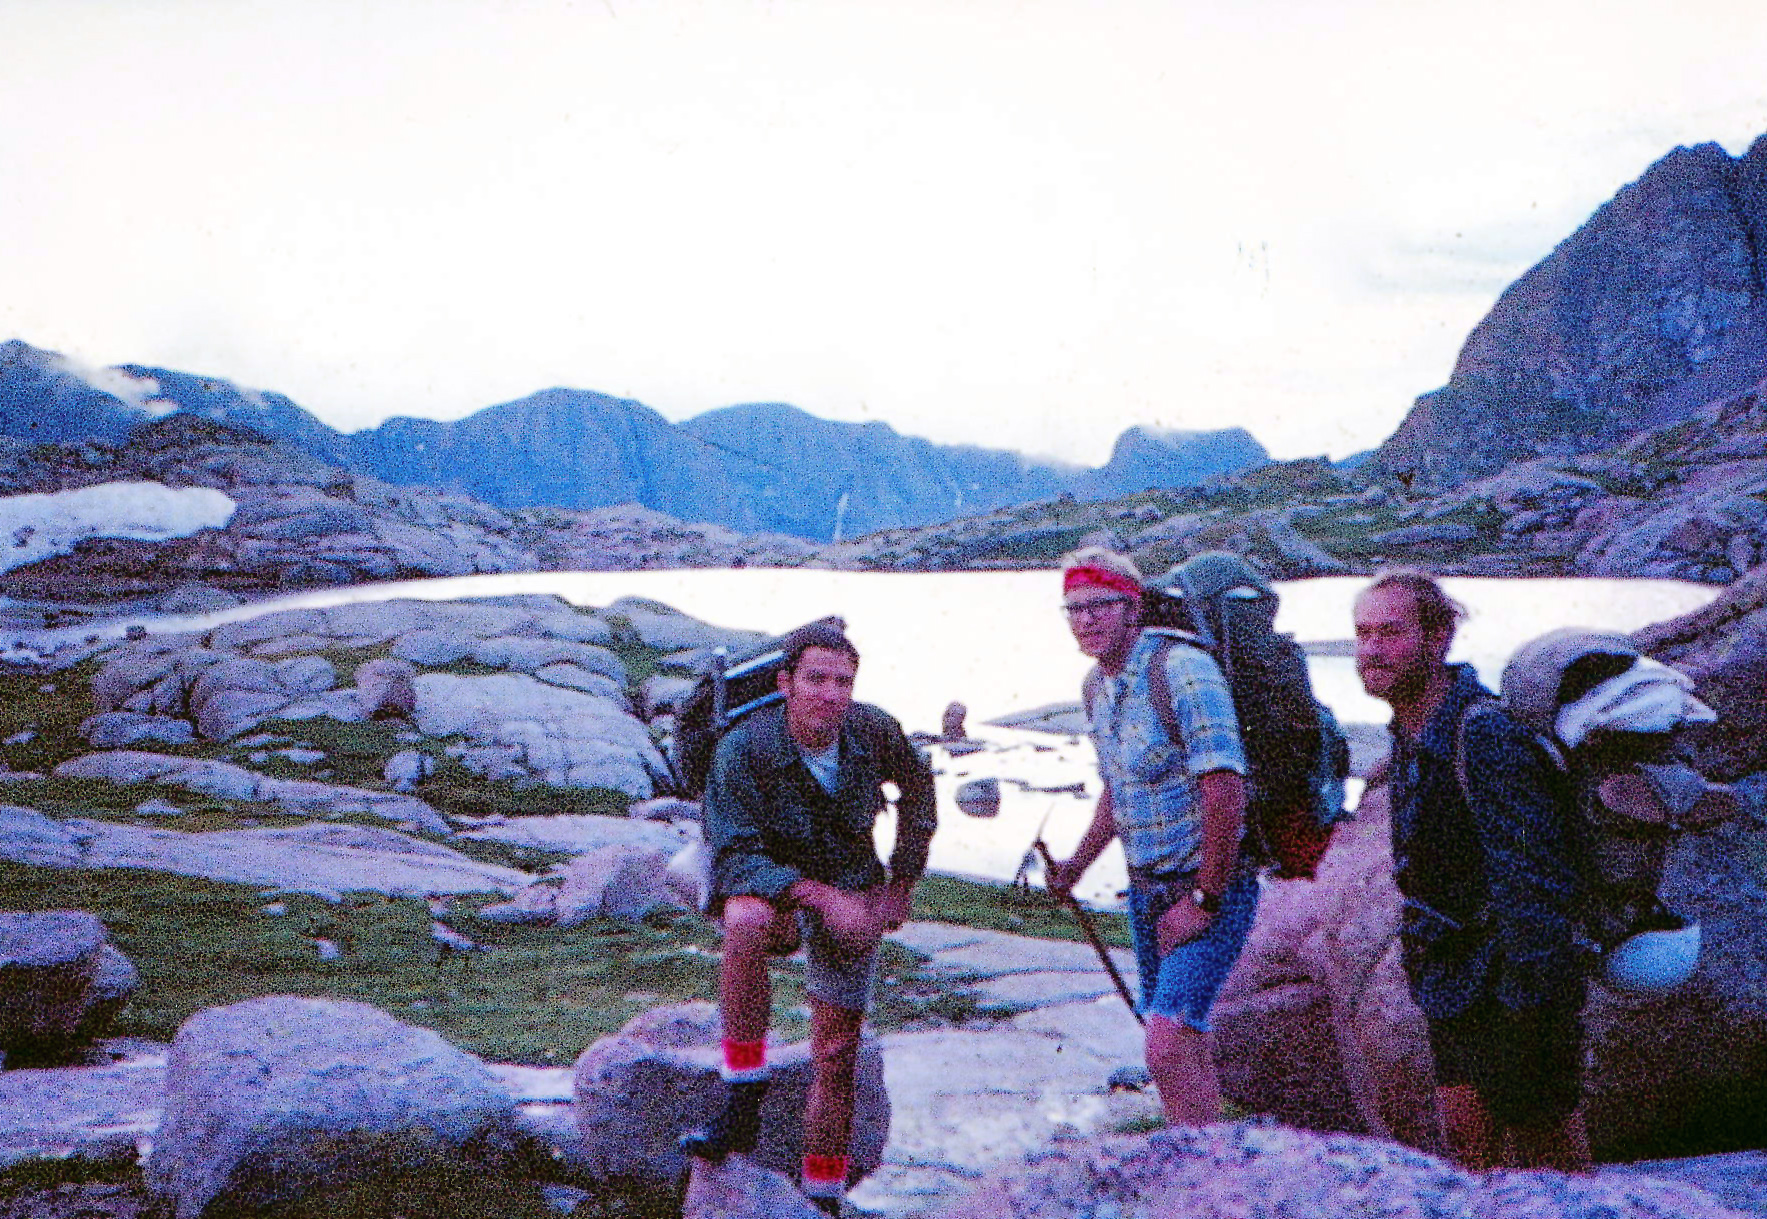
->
[796,910,879,1013]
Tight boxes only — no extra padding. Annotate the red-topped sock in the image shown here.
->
[802,1153,849,1202]
[680,1041,772,1161]
[720,1038,769,1083]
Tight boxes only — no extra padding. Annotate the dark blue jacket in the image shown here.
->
[1389,664,1585,1017]
[703,702,937,916]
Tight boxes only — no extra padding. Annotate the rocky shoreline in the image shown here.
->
[0,577,1755,1216]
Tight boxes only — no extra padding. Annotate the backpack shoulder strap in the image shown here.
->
[1453,695,1566,807]
[1145,635,1185,749]
[1081,664,1105,725]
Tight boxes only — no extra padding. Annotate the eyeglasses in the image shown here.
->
[1062,595,1132,620]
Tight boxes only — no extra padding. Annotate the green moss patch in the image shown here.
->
[910,874,1130,949]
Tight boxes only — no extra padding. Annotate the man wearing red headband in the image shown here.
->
[1046,546,1257,1126]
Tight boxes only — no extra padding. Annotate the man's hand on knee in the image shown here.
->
[789,880,883,957]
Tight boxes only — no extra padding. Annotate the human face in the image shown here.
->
[1064,586,1140,663]
[1353,584,1442,707]
[779,645,857,748]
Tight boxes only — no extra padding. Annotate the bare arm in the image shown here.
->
[1153,769,1245,955]
[1194,769,1246,900]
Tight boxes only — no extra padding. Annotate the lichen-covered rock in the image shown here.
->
[553,844,679,924]
[148,996,521,1218]
[354,657,418,721]
[79,711,196,748]
[0,910,123,1060]
[1211,779,1767,1160]
[572,1002,887,1205]
[933,1122,1755,1219]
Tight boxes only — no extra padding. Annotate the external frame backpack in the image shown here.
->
[1455,627,1737,991]
[1083,551,1351,879]
[669,614,847,798]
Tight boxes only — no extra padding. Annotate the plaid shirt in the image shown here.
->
[1088,629,1246,874]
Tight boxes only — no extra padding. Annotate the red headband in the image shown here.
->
[1063,565,1142,599]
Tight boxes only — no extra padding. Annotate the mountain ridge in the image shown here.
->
[0,339,1269,540]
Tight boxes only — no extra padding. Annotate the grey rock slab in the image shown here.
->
[969,971,1123,1010]
[887,922,990,955]
[849,1026,1137,1216]
[1009,995,1145,1067]
[0,1055,165,1169]
[935,1123,1759,1219]
[382,749,435,792]
[79,712,196,749]
[63,820,528,899]
[890,922,1134,980]
[0,805,93,867]
[389,627,475,666]
[0,910,108,970]
[469,637,626,682]
[1601,1153,1767,1219]
[149,996,521,1218]
[413,672,667,797]
[630,796,702,823]
[156,584,242,615]
[354,657,417,720]
[986,702,1089,735]
[598,599,768,653]
[573,1002,887,1202]
[532,663,625,701]
[53,753,449,835]
[954,776,1001,818]
[271,655,336,695]
[457,813,691,857]
[553,845,679,924]
[0,910,112,1055]
[683,1156,826,1219]
[528,611,615,646]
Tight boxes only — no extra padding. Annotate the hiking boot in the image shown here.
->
[678,1077,770,1163]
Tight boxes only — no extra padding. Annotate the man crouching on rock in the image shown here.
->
[1045,547,1260,1126]
[682,622,937,1215]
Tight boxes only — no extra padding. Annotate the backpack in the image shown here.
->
[1455,628,1737,959]
[669,615,847,798]
[1085,552,1351,879]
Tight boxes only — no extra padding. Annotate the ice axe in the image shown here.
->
[1032,838,1143,1026]
[954,788,1141,1023]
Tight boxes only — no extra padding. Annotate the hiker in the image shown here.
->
[1353,568,1591,1172]
[1045,547,1260,1126]
[681,621,937,1215]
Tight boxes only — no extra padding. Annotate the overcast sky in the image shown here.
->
[3,0,1764,466]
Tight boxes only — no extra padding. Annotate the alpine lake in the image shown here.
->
[59,570,1717,908]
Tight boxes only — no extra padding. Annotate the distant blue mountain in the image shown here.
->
[0,339,1270,539]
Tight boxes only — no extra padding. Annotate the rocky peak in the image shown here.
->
[1375,134,1767,488]
[1084,425,1269,496]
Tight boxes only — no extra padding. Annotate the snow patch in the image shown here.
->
[48,354,177,417]
[0,481,237,573]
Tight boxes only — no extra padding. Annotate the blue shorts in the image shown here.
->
[1127,861,1260,1031]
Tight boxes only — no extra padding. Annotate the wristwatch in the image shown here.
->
[1191,887,1221,915]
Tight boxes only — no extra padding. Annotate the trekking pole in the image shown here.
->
[1032,838,1143,1026]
